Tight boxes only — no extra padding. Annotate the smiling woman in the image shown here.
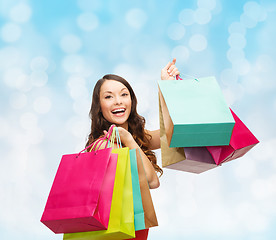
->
[85,61,179,189]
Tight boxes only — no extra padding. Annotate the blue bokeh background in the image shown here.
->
[1,0,276,239]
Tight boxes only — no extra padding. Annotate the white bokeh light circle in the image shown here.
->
[30,71,48,87]
[125,8,147,29]
[171,45,190,62]
[3,67,28,89]
[0,47,20,70]
[232,58,251,76]
[9,3,32,23]
[20,112,38,130]
[167,23,186,40]
[60,34,82,53]
[227,48,245,63]
[240,13,257,28]
[30,56,49,72]
[0,117,10,138]
[69,84,89,100]
[26,127,44,145]
[233,155,256,179]
[228,33,246,49]
[244,1,267,22]
[77,0,101,11]
[77,12,99,31]
[255,54,274,72]
[194,8,212,25]
[33,96,52,114]
[197,0,216,10]
[1,23,22,42]
[189,34,207,52]
[251,178,275,200]
[240,74,262,94]
[178,9,194,26]
[220,68,238,86]
[228,22,246,35]
[9,92,28,109]
[62,55,86,73]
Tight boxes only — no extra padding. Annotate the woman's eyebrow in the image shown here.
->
[103,90,113,94]
[120,87,127,92]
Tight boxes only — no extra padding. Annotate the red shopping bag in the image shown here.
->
[207,108,259,165]
[126,229,149,240]
[41,128,117,233]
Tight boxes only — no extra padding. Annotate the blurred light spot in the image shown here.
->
[69,84,89,100]
[33,96,52,114]
[67,75,89,100]
[194,8,212,25]
[73,99,91,116]
[241,74,262,94]
[234,156,256,178]
[62,55,86,73]
[1,22,21,42]
[228,33,246,49]
[77,0,102,11]
[3,67,28,89]
[228,21,246,35]
[227,48,245,63]
[189,34,207,51]
[77,12,99,31]
[197,0,216,10]
[30,71,48,87]
[0,47,20,70]
[26,127,44,145]
[167,23,185,40]
[235,202,269,232]
[0,117,10,138]
[220,68,238,86]
[10,3,32,23]
[68,75,86,89]
[30,56,49,72]
[171,45,190,62]
[232,58,251,75]
[66,117,89,138]
[251,178,275,200]
[60,34,82,53]
[9,92,27,109]
[20,112,38,130]
[125,8,147,29]
[178,9,194,26]
[255,54,275,72]
[240,13,257,28]
[244,1,267,22]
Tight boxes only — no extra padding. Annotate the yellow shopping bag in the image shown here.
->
[64,133,135,240]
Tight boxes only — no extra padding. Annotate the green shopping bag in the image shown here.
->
[64,128,135,240]
[129,149,145,231]
[158,76,235,147]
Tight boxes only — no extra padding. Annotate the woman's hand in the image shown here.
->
[104,126,136,147]
[161,58,180,80]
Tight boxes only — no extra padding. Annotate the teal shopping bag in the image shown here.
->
[158,77,235,147]
[129,149,146,231]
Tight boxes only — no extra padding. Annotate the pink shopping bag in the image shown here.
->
[207,108,259,165]
[41,136,117,233]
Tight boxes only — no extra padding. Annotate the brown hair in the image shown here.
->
[86,74,163,176]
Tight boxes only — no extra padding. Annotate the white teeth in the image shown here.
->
[112,108,125,113]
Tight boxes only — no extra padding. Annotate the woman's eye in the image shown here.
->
[104,95,112,99]
[122,93,128,97]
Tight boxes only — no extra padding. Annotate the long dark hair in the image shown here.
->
[86,74,163,175]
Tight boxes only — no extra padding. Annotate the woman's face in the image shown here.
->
[99,80,132,129]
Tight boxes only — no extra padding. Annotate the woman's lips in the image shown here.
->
[111,108,126,117]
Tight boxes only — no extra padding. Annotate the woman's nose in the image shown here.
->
[114,96,122,105]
